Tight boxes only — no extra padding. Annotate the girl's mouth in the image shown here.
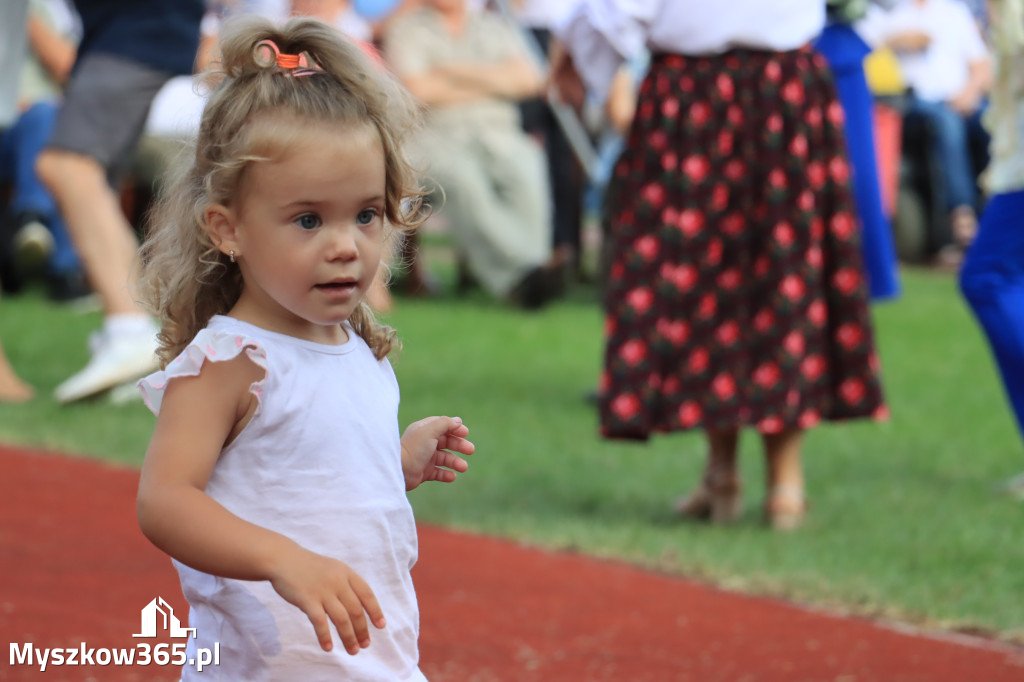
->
[315,281,358,297]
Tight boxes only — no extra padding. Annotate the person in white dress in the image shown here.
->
[134,17,475,680]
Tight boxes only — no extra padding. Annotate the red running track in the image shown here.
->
[1,446,1021,681]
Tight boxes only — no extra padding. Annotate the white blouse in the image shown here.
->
[515,0,580,30]
[556,0,825,101]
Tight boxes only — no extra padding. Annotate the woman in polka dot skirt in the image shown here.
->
[555,0,887,529]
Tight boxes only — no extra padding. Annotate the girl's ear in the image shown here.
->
[204,204,239,258]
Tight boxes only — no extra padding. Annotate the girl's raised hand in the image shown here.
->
[269,546,386,655]
[401,416,475,491]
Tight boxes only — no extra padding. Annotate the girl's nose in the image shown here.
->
[325,226,358,261]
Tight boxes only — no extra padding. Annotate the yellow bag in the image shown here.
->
[864,47,906,96]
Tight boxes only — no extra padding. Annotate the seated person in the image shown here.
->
[0,0,89,301]
[383,0,562,309]
[858,0,992,256]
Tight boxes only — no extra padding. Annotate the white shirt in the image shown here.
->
[557,0,825,101]
[857,0,989,103]
[144,76,208,138]
[515,0,579,30]
[140,316,425,682]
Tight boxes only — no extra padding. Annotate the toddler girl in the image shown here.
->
[135,16,474,680]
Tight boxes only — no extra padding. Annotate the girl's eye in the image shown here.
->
[356,209,379,226]
[295,213,321,230]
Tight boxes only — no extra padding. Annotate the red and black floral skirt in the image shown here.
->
[599,47,887,440]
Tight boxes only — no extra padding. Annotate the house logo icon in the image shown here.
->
[132,597,196,639]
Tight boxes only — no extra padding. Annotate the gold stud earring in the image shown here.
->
[229,250,236,263]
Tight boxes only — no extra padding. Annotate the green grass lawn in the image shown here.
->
[1,266,1021,642]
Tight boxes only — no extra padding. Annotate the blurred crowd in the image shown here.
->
[0,0,1006,415]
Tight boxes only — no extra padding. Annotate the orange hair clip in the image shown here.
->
[253,39,321,76]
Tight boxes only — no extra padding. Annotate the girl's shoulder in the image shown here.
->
[138,318,268,416]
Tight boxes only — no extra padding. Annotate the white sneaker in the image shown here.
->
[55,329,159,403]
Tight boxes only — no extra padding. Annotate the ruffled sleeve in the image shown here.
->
[556,0,655,103]
[137,328,268,415]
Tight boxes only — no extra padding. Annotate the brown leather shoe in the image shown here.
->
[675,474,742,524]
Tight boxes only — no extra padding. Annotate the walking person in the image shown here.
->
[36,0,204,403]
[959,0,1024,497]
[135,17,474,678]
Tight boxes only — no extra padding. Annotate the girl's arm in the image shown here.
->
[137,356,384,655]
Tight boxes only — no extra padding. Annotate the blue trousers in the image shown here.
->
[0,102,81,274]
[960,189,1024,438]
[906,97,988,212]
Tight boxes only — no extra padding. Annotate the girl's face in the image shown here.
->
[213,122,387,345]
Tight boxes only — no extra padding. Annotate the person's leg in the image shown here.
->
[915,99,977,210]
[37,150,142,315]
[965,104,990,199]
[36,53,169,402]
[546,107,584,271]
[429,134,550,300]
[520,27,583,270]
[762,428,805,530]
[675,428,742,523]
[9,104,61,217]
[8,103,83,280]
[908,98,978,243]
[487,130,566,308]
[486,131,554,271]
[959,190,1024,441]
[0,334,33,402]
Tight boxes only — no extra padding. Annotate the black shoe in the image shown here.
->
[511,265,564,310]
[47,269,92,303]
[454,258,479,296]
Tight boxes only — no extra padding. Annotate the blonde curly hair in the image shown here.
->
[138,16,426,367]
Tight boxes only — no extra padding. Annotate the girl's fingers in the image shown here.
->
[431,467,457,482]
[307,609,335,652]
[324,598,360,655]
[442,435,474,455]
[448,423,469,438]
[339,591,369,647]
[439,451,468,472]
[350,574,386,630]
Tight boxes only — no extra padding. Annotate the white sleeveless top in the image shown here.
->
[139,315,426,682]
